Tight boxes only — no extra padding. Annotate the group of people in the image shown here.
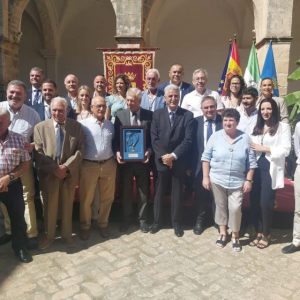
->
[0,63,299,264]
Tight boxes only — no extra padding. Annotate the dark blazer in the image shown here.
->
[191,115,223,176]
[151,106,194,172]
[114,108,153,153]
[158,81,194,105]
[26,87,46,120]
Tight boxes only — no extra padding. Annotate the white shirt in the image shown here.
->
[130,110,141,125]
[181,89,223,118]
[80,116,114,161]
[31,87,42,104]
[237,106,258,136]
[0,101,41,142]
[294,122,300,165]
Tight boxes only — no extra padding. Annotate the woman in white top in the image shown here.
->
[76,85,92,121]
[250,98,291,249]
[221,75,245,109]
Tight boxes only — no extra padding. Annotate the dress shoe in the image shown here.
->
[174,225,184,237]
[140,221,149,233]
[150,223,160,234]
[282,243,300,254]
[15,248,33,263]
[27,237,38,250]
[0,233,12,245]
[64,237,75,247]
[99,227,110,239]
[39,237,54,250]
[79,229,90,241]
[193,221,205,235]
[119,221,130,233]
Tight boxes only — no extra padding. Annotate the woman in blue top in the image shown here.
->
[106,74,131,123]
[202,109,257,252]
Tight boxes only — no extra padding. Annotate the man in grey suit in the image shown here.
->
[114,88,152,233]
[34,97,84,250]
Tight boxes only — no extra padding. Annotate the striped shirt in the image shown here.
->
[0,131,31,177]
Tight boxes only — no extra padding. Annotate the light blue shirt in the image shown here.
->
[201,129,257,189]
[80,116,114,161]
[140,90,165,111]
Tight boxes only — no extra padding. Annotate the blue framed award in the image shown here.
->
[121,126,145,162]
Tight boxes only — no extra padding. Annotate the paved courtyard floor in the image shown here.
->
[0,222,300,300]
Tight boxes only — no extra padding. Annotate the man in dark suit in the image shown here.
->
[26,67,44,110]
[114,88,153,233]
[190,96,222,235]
[158,64,194,106]
[150,84,194,237]
[34,97,84,250]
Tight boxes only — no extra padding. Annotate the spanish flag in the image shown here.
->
[221,39,242,95]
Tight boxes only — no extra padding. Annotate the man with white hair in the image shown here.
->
[181,68,223,118]
[141,68,165,111]
[34,97,84,250]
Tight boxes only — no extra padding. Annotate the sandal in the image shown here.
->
[232,238,242,252]
[257,235,270,249]
[249,235,262,247]
[216,234,227,248]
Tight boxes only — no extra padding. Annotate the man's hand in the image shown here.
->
[143,150,151,164]
[161,153,174,168]
[243,181,252,193]
[24,142,35,153]
[116,151,125,164]
[0,175,10,192]
[54,165,68,179]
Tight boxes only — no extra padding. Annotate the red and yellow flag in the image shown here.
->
[221,39,242,95]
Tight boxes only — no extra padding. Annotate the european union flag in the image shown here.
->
[261,41,279,96]
[217,43,232,95]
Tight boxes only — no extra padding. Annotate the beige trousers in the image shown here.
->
[80,158,117,230]
[293,165,300,246]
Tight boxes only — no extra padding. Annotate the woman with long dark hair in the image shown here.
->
[250,98,291,249]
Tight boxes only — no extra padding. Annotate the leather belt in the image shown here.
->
[83,157,112,164]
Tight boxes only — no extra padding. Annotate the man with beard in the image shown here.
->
[181,68,223,118]
[93,75,110,98]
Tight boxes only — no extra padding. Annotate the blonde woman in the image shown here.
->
[76,85,92,121]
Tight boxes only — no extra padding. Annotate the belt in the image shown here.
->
[83,157,112,164]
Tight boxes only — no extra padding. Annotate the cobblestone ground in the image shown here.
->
[0,223,300,300]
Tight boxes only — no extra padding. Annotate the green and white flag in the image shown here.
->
[244,43,260,90]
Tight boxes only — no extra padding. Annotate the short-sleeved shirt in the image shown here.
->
[0,131,31,177]
[106,95,127,123]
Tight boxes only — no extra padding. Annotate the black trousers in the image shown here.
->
[119,163,150,222]
[153,169,183,227]
[250,155,276,236]
[0,179,27,251]
[194,172,215,225]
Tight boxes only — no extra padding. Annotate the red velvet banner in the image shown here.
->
[101,49,156,94]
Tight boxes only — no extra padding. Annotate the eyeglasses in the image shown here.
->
[92,104,106,109]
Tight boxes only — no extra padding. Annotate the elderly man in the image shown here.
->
[34,97,84,249]
[181,68,223,117]
[0,108,32,262]
[64,74,79,119]
[141,68,165,111]
[151,84,194,237]
[26,67,44,109]
[0,80,40,249]
[93,75,110,98]
[257,77,289,123]
[114,88,153,233]
[158,64,193,105]
[237,87,258,135]
[190,96,222,234]
[79,96,116,240]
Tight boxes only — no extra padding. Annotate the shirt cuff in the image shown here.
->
[171,152,177,160]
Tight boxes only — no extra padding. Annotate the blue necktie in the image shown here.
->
[55,124,64,161]
[33,89,40,105]
[170,111,175,127]
[207,119,213,141]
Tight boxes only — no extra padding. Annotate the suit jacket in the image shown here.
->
[158,81,194,105]
[26,87,46,120]
[151,106,194,172]
[114,108,153,154]
[191,115,223,177]
[34,118,84,183]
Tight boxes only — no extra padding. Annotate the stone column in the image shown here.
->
[111,0,143,48]
[40,49,57,81]
[253,0,294,95]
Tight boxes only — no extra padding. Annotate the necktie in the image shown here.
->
[207,119,213,141]
[170,111,175,127]
[33,89,40,105]
[55,124,64,161]
[132,112,138,125]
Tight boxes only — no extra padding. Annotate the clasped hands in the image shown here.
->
[161,153,174,168]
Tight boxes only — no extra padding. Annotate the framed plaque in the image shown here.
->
[120,126,145,162]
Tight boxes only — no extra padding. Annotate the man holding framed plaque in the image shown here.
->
[150,84,194,237]
[114,88,153,233]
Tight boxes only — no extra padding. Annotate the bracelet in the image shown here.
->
[246,179,253,183]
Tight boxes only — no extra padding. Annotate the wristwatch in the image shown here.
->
[8,173,16,182]
[246,179,253,183]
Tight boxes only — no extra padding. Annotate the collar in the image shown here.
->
[7,102,23,115]
[203,116,216,122]
[167,107,178,114]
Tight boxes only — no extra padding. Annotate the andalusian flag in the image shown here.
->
[221,39,242,95]
[261,41,279,96]
[244,42,260,90]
